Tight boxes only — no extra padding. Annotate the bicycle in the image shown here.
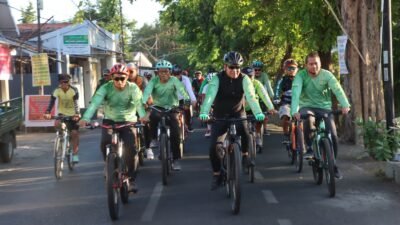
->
[283,118,305,173]
[53,116,77,180]
[213,116,248,215]
[302,110,341,197]
[149,105,182,186]
[101,121,140,220]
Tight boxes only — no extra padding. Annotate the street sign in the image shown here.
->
[31,53,51,87]
[63,35,90,55]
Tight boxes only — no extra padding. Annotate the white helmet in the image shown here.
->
[206,72,217,82]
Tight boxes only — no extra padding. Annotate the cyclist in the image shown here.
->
[291,52,350,179]
[44,74,81,162]
[199,51,265,190]
[142,60,190,171]
[192,70,204,115]
[274,59,298,141]
[96,68,112,91]
[252,60,274,135]
[127,62,148,91]
[79,63,147,190]
[172,64,197,132]
[241,66,276,148]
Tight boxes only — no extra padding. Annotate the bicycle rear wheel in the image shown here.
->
[106,152,121,220]
[321,138,335,197]
[160,133,168,185]
[67,140,75,171]
[54,137,63,180]
[137,134,144,167]
[230,143,241,215]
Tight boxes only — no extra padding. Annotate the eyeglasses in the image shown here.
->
[228,66,240,70]
[254,69,261,72]
[287,67,297,71]
[113,77,126,82]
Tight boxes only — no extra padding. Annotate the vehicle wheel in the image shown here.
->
[224,153,231,198]
[295,126,304,173]
[160,133,168,185]
[321,138,335,197]
[107,152,120,220]
[54,137,63,180]
[67,141,75,171]
[231,143,241,215]
[312,159,323,185]
[248,135,256,183]
[120,179,129,204]
[0,133,15,163]
[137,136,144,167]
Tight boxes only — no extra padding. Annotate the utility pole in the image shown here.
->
[36,0,42,53]
[119,0,125,62]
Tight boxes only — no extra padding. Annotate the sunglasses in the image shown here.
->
[228,65,240,70]
[113,77,127,82]
[287,67,297,71]
[254,69,262,72]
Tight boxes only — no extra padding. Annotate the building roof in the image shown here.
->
[17,23,71,41]
[0,0,19,38]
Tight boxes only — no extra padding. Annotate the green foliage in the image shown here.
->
[19,1,36,24]
[356,118,400,161]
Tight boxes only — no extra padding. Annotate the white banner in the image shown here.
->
[337,35,349,74]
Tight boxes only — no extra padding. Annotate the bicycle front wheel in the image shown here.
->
[106,152,121,220]
[230,142,241,215]
[295,125,304,173]
[160,133,168,185]
[321,138,335,197]
[248,134,256,183]
[67,140,75,171]
[54,136,63,180]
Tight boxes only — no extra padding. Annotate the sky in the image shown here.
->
[8,0,163,28]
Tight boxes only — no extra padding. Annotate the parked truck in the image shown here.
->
[0,98,22,162]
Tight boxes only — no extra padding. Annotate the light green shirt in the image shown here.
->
[245,79,274,111]
[82,82,146,122]
[142,76,189,109]
[255,72,274,98]
[291,69,350,115]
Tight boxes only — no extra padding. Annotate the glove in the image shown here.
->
[199,113,209,121]
[255,113,265,121]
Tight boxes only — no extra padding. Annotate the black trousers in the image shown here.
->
[150,109,182,160]
[209,118,250,172]
[100,119,138,179]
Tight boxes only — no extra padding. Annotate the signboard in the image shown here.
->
[31,53,51,86]
[25,95,57,127]
[337,35,349,75]
[63,35,90,55]
[0,45,12,80]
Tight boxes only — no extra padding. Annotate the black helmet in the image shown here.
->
[172,64,182,75]
[223,51,244,66]
[241,67,254,76]
[102,68,110,76]
[58,74,72,81]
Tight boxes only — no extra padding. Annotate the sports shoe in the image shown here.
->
[210,174,222,190]
[150,140,159,148]
[128,179,139,193]
[171,160,182,171]
[204,130,211,137]
[72,154,79,163]
[334,166,343,179]
[187,127,194,133]
[303,147,314,159]
[146,148,154,160]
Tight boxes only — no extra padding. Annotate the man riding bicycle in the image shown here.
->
[199,51,265,190]
[44,74,81,163]
[142,59,190,171]
[79,63,147,190]
[291,52,350,179]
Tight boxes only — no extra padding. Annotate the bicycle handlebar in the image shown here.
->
[299,109,345,120]
[101,122,144,130]
[149,105,183,114]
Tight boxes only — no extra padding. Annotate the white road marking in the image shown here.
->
[262,190,278,204]
[141,182,163,222]
[278,219,293,225]
[254,170,264,180]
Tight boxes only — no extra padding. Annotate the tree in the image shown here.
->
[19,1,36,24]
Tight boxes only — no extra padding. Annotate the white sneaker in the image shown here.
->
[204,130,211,137]
[146,148,154,160]
[171,160,181,171]
[150,140,159,148]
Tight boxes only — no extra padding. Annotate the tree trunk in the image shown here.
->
[340,0,384,143]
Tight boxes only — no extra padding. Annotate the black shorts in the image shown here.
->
[65,120,79,131]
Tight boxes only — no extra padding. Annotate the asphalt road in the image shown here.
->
[1,122,400,225]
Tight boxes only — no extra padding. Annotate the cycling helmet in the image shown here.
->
[283,58,298,68]
[58,74,72,81]
[155,59,173,70]
[194,70,202,75]
[110,63,129,75]
[126,62,137,71]
[102,68,110,76]
[172,64,182,75]
[223,51,244,66]
[206,72,217,82]
[252,60,264,68]
[241,67,254,76]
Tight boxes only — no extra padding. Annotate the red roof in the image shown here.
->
[17,23,71,41]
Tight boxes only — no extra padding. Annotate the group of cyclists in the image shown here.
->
[44,50,350,192]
